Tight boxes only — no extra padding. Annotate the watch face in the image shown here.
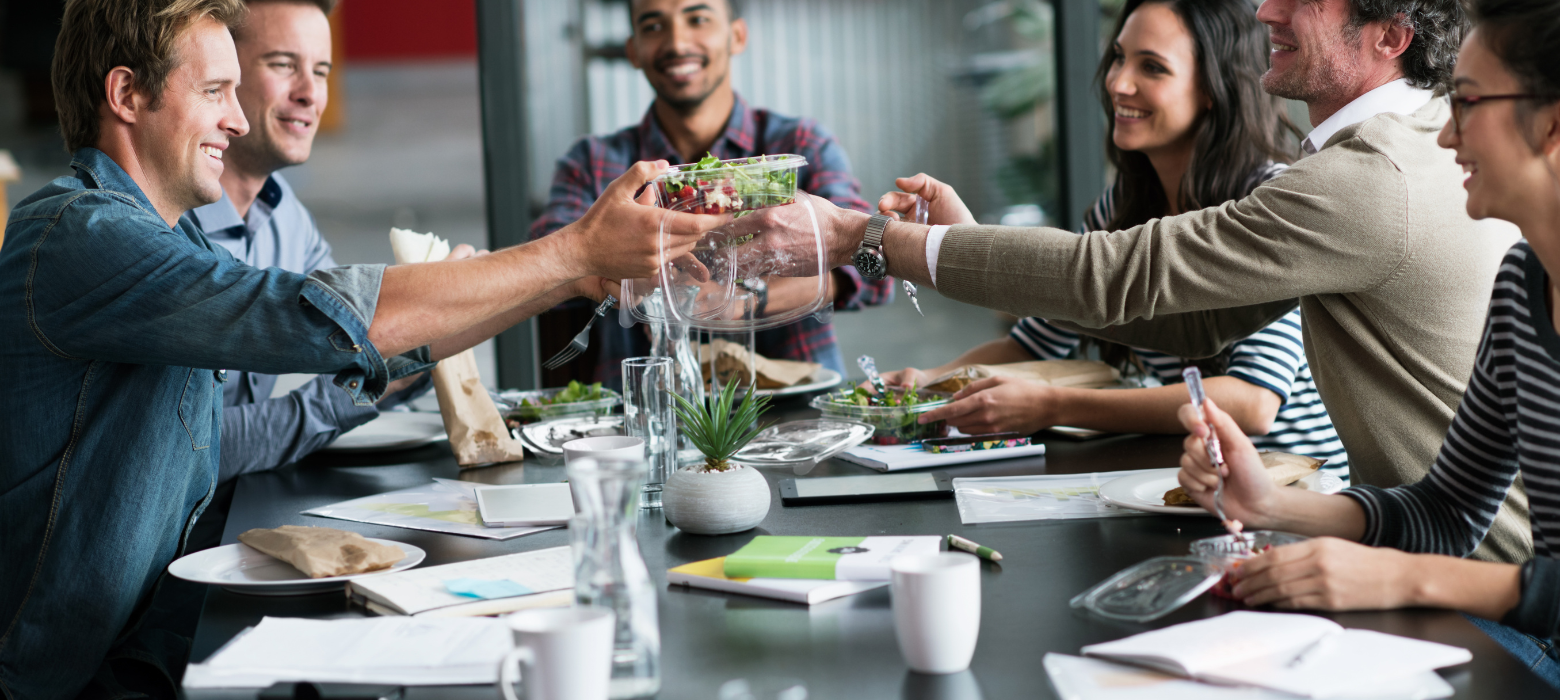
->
[853,248,888,280]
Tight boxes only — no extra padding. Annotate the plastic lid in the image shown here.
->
[1069,556,1223,622]
[731,419,874,467]
[1189,531,1309,562]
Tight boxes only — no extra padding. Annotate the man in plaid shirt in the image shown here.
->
[530,0,891,386]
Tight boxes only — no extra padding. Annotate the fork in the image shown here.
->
[1182,367,1245,544]
[542,296,617,371]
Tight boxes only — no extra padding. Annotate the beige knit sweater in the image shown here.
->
[936,99,1532,563]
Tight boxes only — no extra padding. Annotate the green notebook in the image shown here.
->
[721,536,943,580]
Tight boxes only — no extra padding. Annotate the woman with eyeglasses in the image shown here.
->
[1174,0,1560,685]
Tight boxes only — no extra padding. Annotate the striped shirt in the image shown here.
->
[1343,243,1560,636]
[1013,167,1350,479]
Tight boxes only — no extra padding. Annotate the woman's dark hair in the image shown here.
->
[1083,0,1301,374]
[1470,0,1560,120]
[1098,0,1301,227]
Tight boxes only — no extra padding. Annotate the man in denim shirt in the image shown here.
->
[185,0,431,553]
[0,1,710,696]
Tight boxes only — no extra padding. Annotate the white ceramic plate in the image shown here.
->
[167,539,425,596]
[745,368,844,398]
[1097,467,1342,516]
[322,412,447,453]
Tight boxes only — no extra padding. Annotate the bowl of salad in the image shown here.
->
[500,381,621,428]
[654,153,806,214]
[810,386,952,445]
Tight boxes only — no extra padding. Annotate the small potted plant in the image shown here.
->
[664,381,773,535]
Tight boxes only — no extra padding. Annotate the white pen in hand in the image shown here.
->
[1183,367,1244,540]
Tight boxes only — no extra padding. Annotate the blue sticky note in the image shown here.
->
[444,577,533,600]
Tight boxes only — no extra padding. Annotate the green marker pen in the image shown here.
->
[947,534,1003,562]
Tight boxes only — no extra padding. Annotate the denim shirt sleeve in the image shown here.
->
[26,192,433,404]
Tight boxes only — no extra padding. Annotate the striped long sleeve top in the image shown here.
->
[1343,242,1556,636]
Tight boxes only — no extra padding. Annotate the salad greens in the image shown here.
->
[659,153,801,214]
[522,380,604,407]
[817,382,948,445]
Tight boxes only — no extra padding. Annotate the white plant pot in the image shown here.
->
[662,464,771,535]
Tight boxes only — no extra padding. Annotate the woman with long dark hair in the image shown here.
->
[883,0,1348,478]
[1175,0,1560,684]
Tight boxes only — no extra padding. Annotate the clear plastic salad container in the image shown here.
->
[618,154,831,333]
[1069,556,1223,622]
[1190,531,1309,599]
[653,154,806,212]
[810,388,952,445]
[498,383,621,428]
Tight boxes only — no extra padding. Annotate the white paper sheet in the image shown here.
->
[350,546,573,616]
[183,617,511,688]
[304,480,558,540]
[952,473,1152,524]
[1044,654,1453,700]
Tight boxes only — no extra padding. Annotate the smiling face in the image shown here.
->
[626,0,747,113]
[1436,28,1557,225]
[226,1,331,178]
[1105,2,1208,158]
[130,16,249,213]
[1255,0,1362,103]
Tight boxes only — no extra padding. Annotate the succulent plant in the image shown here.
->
[671,380,771,472]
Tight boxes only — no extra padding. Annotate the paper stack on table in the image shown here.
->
[347,546,574,617]
[1071,611,1467,699]
[952,473,1152,524]
[183,617,512,689]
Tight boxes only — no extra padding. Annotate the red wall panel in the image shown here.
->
[341,0,478,61]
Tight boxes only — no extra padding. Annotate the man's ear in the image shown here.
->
[625,34,641,70]
[103,66,143,125]
[730,17,748,57]
[1540,101,1560,168]
[1376,14,1414,62]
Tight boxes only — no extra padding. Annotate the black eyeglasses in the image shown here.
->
[1449,92,1554,134]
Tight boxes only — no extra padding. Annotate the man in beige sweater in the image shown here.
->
[749,0,1529,562]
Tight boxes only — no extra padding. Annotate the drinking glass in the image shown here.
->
[567,457,660,698]
[621,357,676,509]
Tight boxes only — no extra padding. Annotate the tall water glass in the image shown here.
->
[568,457,660,699]
[621,357,676,509]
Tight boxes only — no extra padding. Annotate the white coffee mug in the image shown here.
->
[891,552,982,674]
[562,436,644,466]
[498,607,615,700]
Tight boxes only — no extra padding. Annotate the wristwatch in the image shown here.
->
[739,277,769,318]
[852,213,891,281]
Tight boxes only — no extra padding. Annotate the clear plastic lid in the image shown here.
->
[1069,556,1223,623]
[619,154,829,333]
[731,419,875,467]
[1189,531,1309,564]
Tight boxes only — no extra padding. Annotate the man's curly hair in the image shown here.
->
[1347,0,1468,95]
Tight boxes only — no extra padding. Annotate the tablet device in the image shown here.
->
[474,483,576,527]
[778,472,954,506]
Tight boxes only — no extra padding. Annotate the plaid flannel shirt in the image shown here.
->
[531,95,892,385]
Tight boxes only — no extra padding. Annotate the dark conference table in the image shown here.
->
[188,397,1558,699]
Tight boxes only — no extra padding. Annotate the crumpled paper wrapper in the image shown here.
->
[238,525,404,579]
[924,360,1120,394]
[390,228,526,467]
[699,338,819,389]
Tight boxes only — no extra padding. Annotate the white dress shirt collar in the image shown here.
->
[1302,78,1435,155]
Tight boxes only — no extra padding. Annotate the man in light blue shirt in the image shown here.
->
[185,0,429,551]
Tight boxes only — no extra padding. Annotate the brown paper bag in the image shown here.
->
[924,360,1121,393]
[238,525,404,579]
[430,349,527,467]
[389,227,525,467]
